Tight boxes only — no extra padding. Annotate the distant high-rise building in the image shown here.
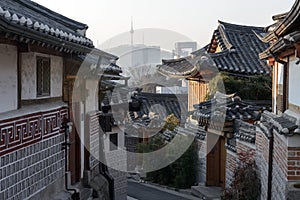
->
[174,41,197,58]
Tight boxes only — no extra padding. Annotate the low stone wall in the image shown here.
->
[225,150,237,188]
[256,126,270,200]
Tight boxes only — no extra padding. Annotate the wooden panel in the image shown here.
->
[206,134,220,186]
[188,81,208,111]
[206,134,226,187]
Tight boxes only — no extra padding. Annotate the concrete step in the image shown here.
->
[191,185,222,200]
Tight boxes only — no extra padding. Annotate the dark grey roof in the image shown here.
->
[234,119,256,144]
[157,49,218,80]
[191,95,268,125]
[258,111,300,137]
[159,124,206,142]
[206,21,271,75]
[181,123,206,140]
[259,1,300,59]
[0,0,94,52]
[131,92,188,121]
[157,21,271,78]
[157,57,197,78]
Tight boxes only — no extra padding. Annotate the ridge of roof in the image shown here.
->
[274,0,300,37]
[260,0,300,44]
[0,0,94,52]
[18,0,88,31]
[218,20,265,32]
[272,12,289,21]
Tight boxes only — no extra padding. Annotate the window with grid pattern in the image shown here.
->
[36,57,51,97]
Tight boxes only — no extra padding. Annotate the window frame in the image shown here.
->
[36,56,51,97]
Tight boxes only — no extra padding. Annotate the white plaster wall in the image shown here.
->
[21,53,63,100]
[289,57,300,107]
[50,56,63,98]
[0,44,18,113]
[85,79,99,113]
[21,52,36,99]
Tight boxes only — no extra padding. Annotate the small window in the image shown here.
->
[36,57,51,97]
[110,133,118,151]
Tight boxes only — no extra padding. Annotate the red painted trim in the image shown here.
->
[0,107,68,156]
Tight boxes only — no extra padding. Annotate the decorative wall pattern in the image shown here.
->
[0,107,68,156]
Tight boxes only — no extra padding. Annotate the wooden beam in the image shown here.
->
[278,48,295,58]
[267,57,275,66]
[295,43,300,58]
[207,128,224,137]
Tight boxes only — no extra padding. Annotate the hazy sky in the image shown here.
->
[34,0,295,48]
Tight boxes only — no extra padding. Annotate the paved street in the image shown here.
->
[127,181,198,200]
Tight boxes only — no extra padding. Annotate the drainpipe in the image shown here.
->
[61,117,80,200]
[267,127,274,200]
[99,112,115,200]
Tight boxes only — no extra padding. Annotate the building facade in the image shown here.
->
[256,1,300,199]
[0,0,127,199]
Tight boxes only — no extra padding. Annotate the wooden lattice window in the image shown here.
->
[36,57,51,97]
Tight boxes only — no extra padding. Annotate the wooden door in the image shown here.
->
[206,134,220,186]
[206,134,226,187]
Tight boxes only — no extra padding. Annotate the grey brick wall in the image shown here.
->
[272,162,287,199]
[256,152,268,200]
[225,150,237,188]
[0,134,65,200]
[106,150,127,200]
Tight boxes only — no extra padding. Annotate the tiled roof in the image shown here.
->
[191,94,268,125]
[131,92,188,121]
[271,0,300,38]
[157,49,218,79]
[259,0,300,59]
[157,57,198,78]
[234,119,256,144]
[79,54,122,74]
[0,0,94,53]
[258,111,300,137]
[158,21,271,78]
[206,21,271,75]
[159,124,206,142]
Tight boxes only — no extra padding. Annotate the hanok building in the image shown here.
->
[188,94,268,190]
[0,0,126,199]
[66,52,129,200]
[256,0,300,199]
[157,21,271,110]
